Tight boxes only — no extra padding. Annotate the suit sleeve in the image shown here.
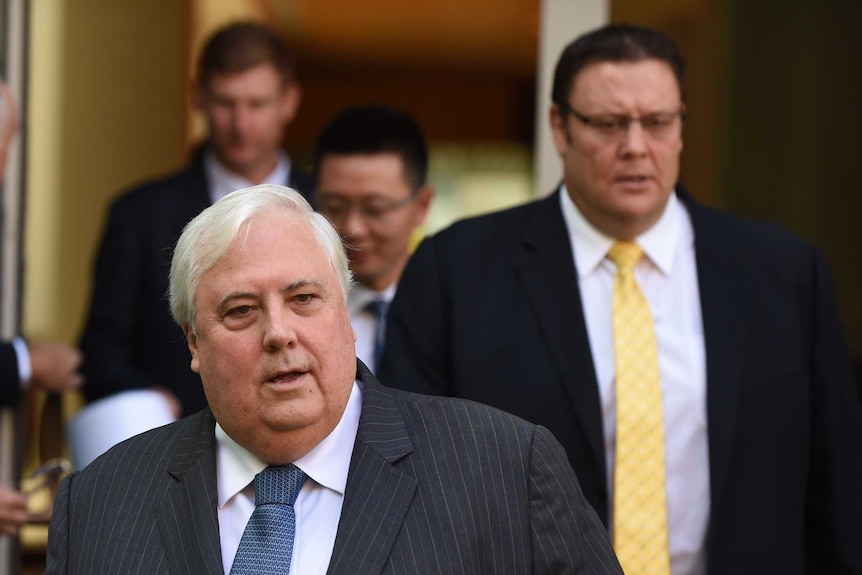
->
[804,249,862,574]
[528,426,622,574]
[79,199,156,402]
[45,472,74,574]
[378,236,454,395]
[0,341,20,406]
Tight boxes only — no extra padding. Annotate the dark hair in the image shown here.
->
[551,24,686,106]
[313,104,429,190]
[197,21,295,91]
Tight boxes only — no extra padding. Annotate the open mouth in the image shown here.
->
[267,371,304,384]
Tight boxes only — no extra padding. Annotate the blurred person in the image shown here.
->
[79,21,311,418]
[46,185,622,574]
[380,24,862,574]
[314,105,433,372]
[1,342,83,536]
[0,80,83,536]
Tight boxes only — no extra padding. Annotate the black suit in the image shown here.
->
[79,150,312,415]
[379,187,862,574]
[0,341,21,406]
[45,363,622,574]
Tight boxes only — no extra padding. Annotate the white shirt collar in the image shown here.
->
[216,380,363,507]
[559,184,682,277]
[204,148,291,204]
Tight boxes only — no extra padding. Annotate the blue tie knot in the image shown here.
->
[365,299,388,322]
[254,464,307,506]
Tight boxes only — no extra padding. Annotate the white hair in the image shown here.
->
[169,184,353,331]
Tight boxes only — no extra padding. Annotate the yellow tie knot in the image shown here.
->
[607,241,643,272]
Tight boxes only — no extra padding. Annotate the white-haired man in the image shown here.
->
[45,184,622,574]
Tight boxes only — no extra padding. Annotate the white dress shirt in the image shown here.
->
[560,187,710,575]
[347,282,397,373]
[11,336,31,387]
[216,381,363,575]
[203,149,292,204]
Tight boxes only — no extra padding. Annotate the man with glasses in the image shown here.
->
[314,105,433,373]
[380,24,862,574]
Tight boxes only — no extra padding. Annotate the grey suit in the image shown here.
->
[46,363,622,574]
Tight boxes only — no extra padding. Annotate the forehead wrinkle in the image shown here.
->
[573,61,680,114]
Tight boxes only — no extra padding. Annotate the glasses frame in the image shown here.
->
[558,102,686,140]
[317,192,419,226]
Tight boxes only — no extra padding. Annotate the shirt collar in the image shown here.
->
[559,184,682,277]
[347,282,398,318]
[204,148,291,204]
[216,380,363,507]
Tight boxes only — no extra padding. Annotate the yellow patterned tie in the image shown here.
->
[608,241,670,575]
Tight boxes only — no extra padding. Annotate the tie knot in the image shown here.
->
[254,464,307,506]
[365,299,388,321]
[607,241,643,271]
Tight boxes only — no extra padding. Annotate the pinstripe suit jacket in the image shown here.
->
[45,362,622,574]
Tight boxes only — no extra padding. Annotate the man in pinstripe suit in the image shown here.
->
[45,185,622,574]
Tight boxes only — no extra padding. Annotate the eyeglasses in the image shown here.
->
[317,194,417,226]
[559,103,685,140]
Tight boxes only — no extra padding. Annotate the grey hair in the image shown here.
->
[169,184,353,331]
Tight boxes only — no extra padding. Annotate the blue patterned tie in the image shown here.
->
[230,464,307,575]
[365,299,389,369]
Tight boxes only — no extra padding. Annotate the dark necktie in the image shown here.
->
[365,299,389,369]
[230,464,308,575]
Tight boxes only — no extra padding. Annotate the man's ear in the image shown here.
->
[549,104,571,152]
[279,82,302,126]
[184,324,201,374]
[413,185,434,227]
[191,77,206,111]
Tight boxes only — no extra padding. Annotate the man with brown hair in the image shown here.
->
[79,21,311,418]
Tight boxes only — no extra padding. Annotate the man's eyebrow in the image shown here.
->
[284,279,324,292]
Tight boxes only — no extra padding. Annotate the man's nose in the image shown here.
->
[231,105,252,133]
[342,207,370,241]
[620,120,649,156]
[262,306,297,352]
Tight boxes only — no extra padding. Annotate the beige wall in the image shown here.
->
[26,0,188,342]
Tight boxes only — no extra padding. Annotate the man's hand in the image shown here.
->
[0,484,28,536]
[29,342,84,392]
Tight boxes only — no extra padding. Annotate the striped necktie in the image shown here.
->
[365,299,388,369]
[230,464,307,575]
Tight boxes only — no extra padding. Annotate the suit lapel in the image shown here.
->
[328,363,418,574]
[683,191,749,506]
[514,190,606,476]
[155,409,224,575]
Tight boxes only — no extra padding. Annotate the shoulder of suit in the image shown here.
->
[74,410,210,482]
[390,385,537,435]
[109,160,206,212]
[422,194,555,253]
[692,199,817,260]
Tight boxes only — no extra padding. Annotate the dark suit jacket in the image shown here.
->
[378,187,862,575]
[0,341,20,405]
[45,363,622,574]
[79,149,312,416]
